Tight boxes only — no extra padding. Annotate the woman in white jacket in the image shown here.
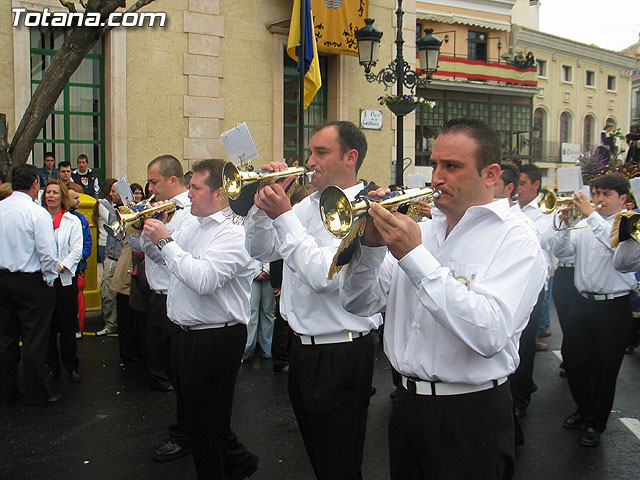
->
[43,180,84,383]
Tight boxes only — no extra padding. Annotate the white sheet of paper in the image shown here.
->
[220,122,259,164]
[113,175,134,206]
[579,185,592,200]
[406,173,425,188]
[630,178,640,205]
[557,166,583,193]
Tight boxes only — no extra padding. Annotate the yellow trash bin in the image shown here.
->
[77,193,100,309]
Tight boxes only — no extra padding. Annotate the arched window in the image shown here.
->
[560,112,571,143]
[583,115,594,150]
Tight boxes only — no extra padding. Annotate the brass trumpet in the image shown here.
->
[105,202,181,240]
[320,185,441,239]
[222,162,314,200]
[538,191,599,231]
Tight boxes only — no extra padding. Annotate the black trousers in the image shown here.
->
[170,322,253,479]
[116,293,141,361]
[271,299,292,371]
[389,380,514,480]
[288,333,374,480]
[511,287,545,409]
[551,266,581,333]
[47,277,79,373]
[148,292,188,443]
[562,294,631,432]
[0,270,55,405]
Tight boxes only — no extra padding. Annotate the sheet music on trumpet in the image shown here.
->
[113,175,134,206]
[220,122,259,165]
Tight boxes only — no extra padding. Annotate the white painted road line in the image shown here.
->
[620,418,640,441]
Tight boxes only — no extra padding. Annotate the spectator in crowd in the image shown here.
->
[243,262,275,362]
[68,189,93,339]
[131,183,144,203]
[0,182,12,200]
[524,51,536,68]
[38,152,59,187]
[493,160,519,206]
[183,171,193,190]
[552,173,635,447]
[58,161,73,189]
[42,180,83,384]
[93,178,116,264]
[110,241,140,362]
[97,183,124,336]
[71,154,99,197]
[0,164,60,406]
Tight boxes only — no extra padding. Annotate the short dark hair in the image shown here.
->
[77,154,88,161]
[520,164,542,193]
[313,121,368,172]
[439,118,501,173]
[44,152,55,161]
[593,173,628,196]
[130,183,144,195]
[500,161,520,193]
[58,161,71,169]
[191,159,225,193]
[11,164,39,191]
[148,155,184,184]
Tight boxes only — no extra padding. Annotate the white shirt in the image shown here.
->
[341,198,546,384]
[140,191,196,292]
[552,211,635,294]
[245,183,382,336]
[0,191,58,286]
[98,202,110,247]
[517,197,553,276]
[54,212,83,286]
[161,209,255,327]
[613,239,640,273]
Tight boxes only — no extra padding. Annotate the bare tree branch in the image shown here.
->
[60,1,77,12]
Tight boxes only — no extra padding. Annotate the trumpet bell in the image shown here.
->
[222,162,243,200]
[105,202,179,240]
[320,186,356,239]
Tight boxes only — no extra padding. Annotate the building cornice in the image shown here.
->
[516,27,637,70]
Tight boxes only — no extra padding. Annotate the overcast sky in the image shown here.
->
[538,0,640,52]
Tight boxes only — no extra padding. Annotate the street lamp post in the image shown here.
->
[355,0,441,185]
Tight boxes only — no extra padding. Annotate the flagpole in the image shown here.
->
[298,0,306,167]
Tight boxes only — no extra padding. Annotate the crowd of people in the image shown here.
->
[1,119,639,479]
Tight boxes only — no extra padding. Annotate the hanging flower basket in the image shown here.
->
[378,95,436,117]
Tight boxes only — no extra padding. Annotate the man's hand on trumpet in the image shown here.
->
[572,192,596,217]
[254,162,297,220]
[142,201,172,244]
[360,187,422,259]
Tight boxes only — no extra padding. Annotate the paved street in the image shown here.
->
[2,308,640,480]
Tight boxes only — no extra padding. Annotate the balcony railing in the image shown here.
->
[433,55,538,87]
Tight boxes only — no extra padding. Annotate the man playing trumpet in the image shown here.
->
[340,119,545,479]
[551,173,635,447]
[244,121,381,479]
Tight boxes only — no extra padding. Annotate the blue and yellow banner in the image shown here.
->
[311,0,368,57]
[287,0,322,108]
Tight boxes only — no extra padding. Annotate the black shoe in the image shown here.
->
[45,370,60,383]
[68,370,82,383]
[563,412,585,429]
[227,453,259,480]
[579,427,601,447]
[515,406,527,418]
[559,368,567,377]
[153,440,191,462]
[149,383,174,392]
[625,346,635,354]
[26,393,63,407]
[390,389,398,400]
[370,386,377,397]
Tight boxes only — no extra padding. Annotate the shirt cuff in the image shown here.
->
[586,211,603,228]
[273,209,304,239]
[397,244,440,288]
[159,240,181,264]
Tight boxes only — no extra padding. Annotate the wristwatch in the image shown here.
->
[157,237,174,250]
